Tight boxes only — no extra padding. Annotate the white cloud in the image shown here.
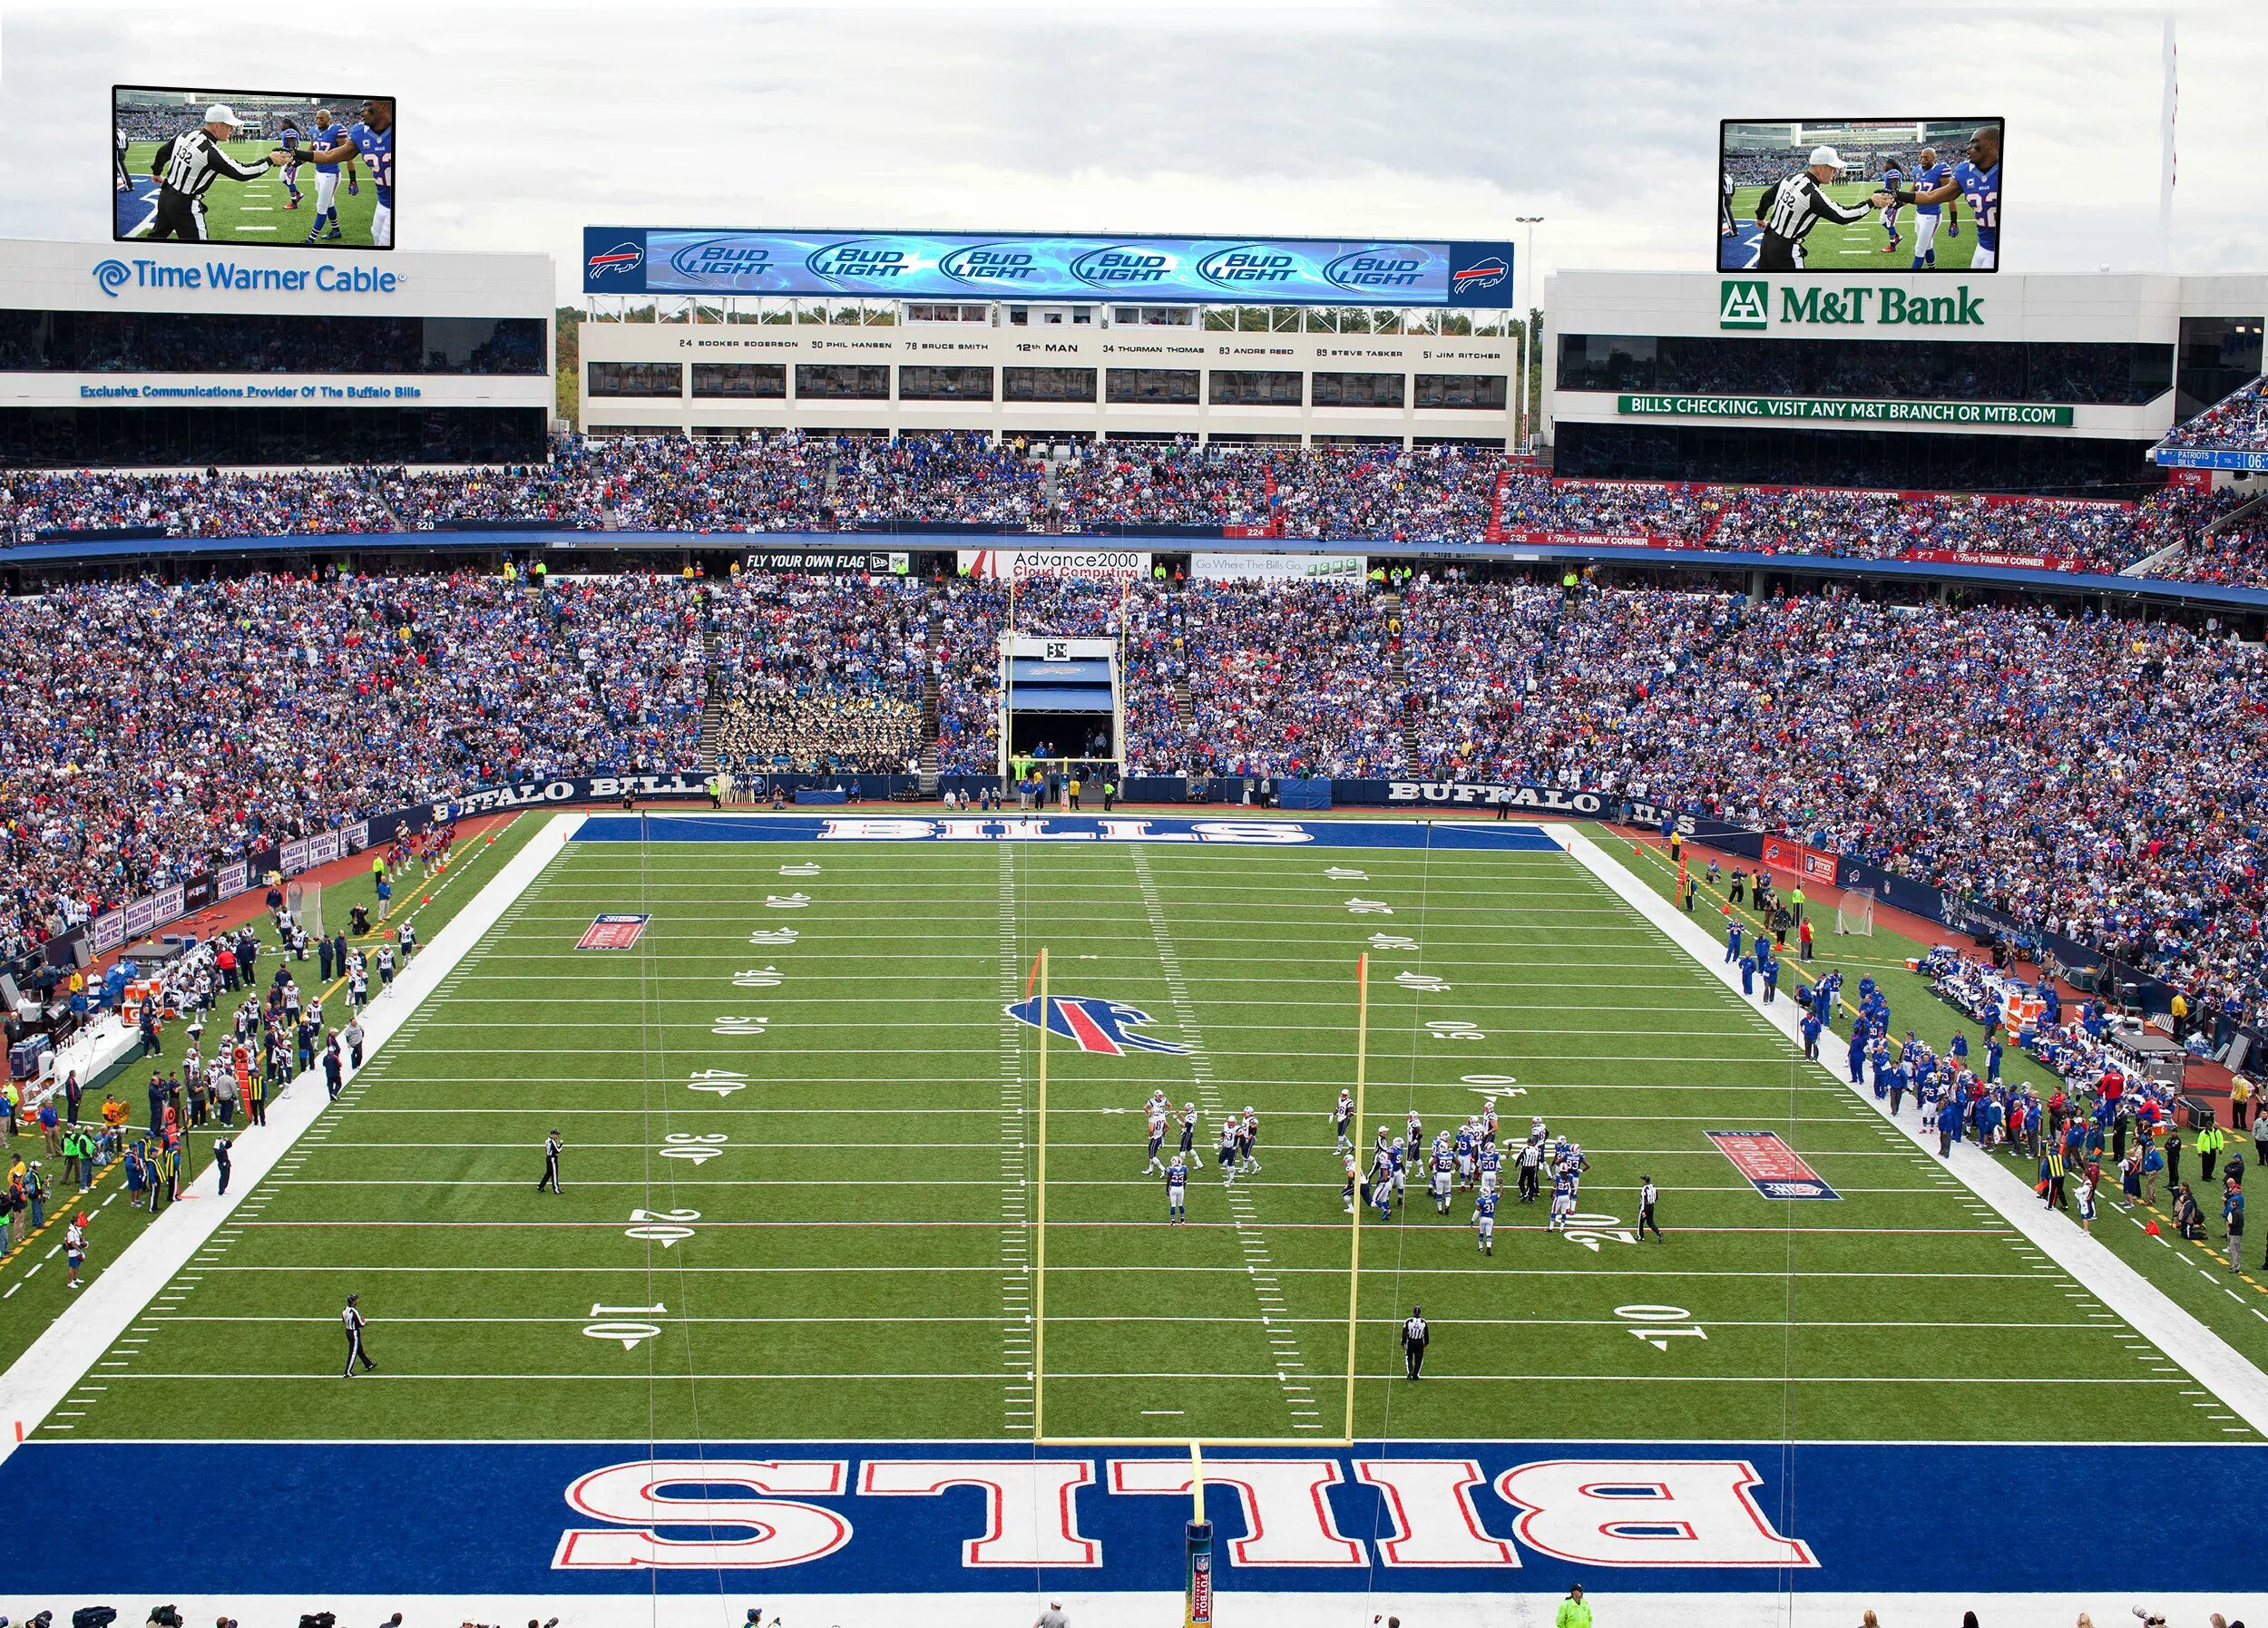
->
[2,0,2262,304]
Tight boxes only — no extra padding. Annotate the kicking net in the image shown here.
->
[286,879,324,938]
[1835,886,1874,936]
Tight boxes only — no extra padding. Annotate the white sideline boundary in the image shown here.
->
[0,811,583,1467]
[1551,823,2268,1436]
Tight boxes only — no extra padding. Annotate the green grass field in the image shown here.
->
[1726,181,1981,271]
[120,139,382,247]
[34,824,2253,1448]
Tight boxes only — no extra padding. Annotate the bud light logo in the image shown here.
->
[91,258,132,297]
[939,243,1041,285]
[1452,255,1509,294]
[807,239,913,284]
[1197,245,1295,288]
[1071,245,1169,287]
[1326,248,1426,292]
[669,238,772,281]
[586,240,644,280]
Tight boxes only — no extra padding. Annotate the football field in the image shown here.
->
[4,811,2264,1620]
[117,139,382,246]
[1722,181,1983,271]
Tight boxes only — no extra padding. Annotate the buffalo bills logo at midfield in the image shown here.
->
[1006,995,1191,1057]
[586,240,644,279]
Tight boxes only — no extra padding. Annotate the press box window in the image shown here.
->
[690,364,787,399]
[898,366,996,401]
[1312,372,1406,408]
[1413,374,1509,410]
[1105,368,1199,405]
[796,365,891,400]
[1004,367,1098,404]
[588,362,683,398]
[1208,370,1303,406]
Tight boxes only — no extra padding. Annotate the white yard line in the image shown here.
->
[1553,822,2268,1436]
[0,812,582,1465]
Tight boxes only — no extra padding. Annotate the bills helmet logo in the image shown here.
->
[1452,255,1509,293]
[587,240,644,279]
[1005,995,1191,1057]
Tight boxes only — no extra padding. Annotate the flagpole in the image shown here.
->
[1033,944,1049,1440]
[1343,950,1368,1442]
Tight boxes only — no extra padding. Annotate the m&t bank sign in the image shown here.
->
[1719,278,1986,330]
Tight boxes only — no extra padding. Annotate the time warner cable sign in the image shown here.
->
[583,228,1514,307]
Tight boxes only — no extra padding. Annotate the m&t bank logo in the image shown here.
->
[1719,279,1769,330]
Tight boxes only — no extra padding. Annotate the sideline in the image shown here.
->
[1551,823,2268,1437]
[0,812,583,1466]
[1612,828,2268,1299]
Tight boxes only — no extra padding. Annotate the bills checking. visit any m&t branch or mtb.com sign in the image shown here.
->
[576,913,651,950]
[1618,395,2074,426]
[1707,1130,1841,1200]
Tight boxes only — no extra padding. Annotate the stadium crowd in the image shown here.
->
[0,566,2265,1033]
[2155,375,2268,454]
[10,434,2268,582]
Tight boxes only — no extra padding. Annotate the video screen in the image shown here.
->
[114,85,395,249]
[1719,118,2000,273]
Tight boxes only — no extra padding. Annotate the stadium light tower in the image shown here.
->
[1515,216,1544,451]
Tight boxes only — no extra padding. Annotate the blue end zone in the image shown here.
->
[0,1439,2262,1595]
[570,814,1562,852]
[113,177,160,239]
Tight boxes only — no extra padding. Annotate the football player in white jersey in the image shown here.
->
[1237,1108,1259,1174]
[1333,1089,1354,1153]
[1217,1116,1239,1184]
[1144,1101,1168,1175]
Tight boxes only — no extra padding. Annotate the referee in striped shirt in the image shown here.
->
[146,104,291,242]
[1752,146,1890,270]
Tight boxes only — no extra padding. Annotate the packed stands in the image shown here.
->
[2155,375,2268,455]
[1,569,2267,1033]
[6,436,2267,586]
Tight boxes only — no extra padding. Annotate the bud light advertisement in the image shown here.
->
[583,228,1515,306]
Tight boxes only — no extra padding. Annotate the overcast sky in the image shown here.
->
[3,0,2262,306]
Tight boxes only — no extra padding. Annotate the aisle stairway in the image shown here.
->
[919,600,943,795]
[695,616,726,772]
[1383,590,1418,769]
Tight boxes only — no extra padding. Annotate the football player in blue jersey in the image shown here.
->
[1895,125,2000,269]
[1473,1184,1498,1256]
[299,97,394,247]
[278,121,303,211]
[1909,145,1955,268]
[1429,1135,1454,1214]
[303,107,347,243]
[1166,1154,1188,1225]
[1877,161,1904,254]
